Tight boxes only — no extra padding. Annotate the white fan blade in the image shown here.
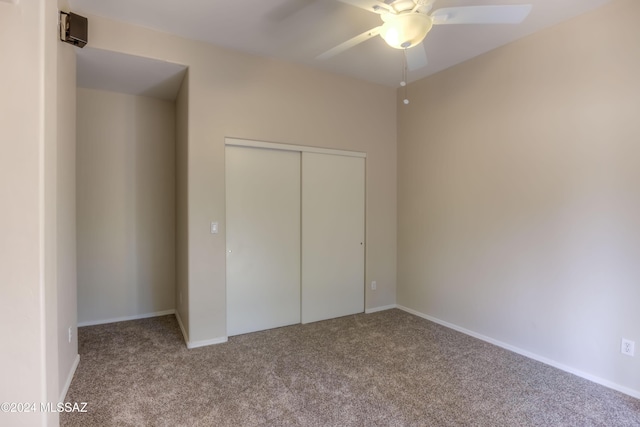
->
[405,43,428,71]
[335,0,393,15]
[432,4,532,25]
[317,26,382,60]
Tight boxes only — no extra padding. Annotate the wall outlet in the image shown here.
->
[621,338,635,356]
[371,281,377,291]
[68,327,72,343]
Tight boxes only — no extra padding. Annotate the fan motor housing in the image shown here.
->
[381,13,433,49]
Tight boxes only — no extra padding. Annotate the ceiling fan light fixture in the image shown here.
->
[381,13,432,49]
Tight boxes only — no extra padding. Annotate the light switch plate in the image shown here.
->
[210,222,219,234]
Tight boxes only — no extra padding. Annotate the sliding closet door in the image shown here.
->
[302,152,365,323]
[226,146,301,336]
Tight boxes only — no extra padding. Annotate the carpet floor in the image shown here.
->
[61,309,640,426]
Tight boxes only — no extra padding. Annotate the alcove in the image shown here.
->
[75,47,187,326]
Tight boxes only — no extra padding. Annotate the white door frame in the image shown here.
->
[225,138,366,159]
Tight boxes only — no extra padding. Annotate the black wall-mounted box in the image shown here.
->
[60,12,88,48]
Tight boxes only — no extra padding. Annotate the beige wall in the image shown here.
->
[43,3,60,424]
[1,0,77,425]
[76,89,176,325]
[0,1,48,424]
[397,0,640,396]
[56,0,79,403]
[84,14,397,343]
[176,73,190,336]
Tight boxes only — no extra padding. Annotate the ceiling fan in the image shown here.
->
[317,0,533,71]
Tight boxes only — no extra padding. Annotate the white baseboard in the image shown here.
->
[187,336,228,349]
[174,309,227,349]
[78,309,176,327]
[175,309,189,345]
[59,354,80,402]
[365,304,397,314]
[396,305,640,400]
[78,309,227,349]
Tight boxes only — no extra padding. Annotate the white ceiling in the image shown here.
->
[69,0,612,89]
[76,48,187,100]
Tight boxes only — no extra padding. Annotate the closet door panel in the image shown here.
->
[302,152,365,323]
[226,146,301,336]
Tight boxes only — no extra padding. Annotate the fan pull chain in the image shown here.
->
[401,49,409,105]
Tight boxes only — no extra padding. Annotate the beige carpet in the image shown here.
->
[62,309,639,426]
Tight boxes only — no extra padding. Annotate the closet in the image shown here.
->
[225,139,365,336]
